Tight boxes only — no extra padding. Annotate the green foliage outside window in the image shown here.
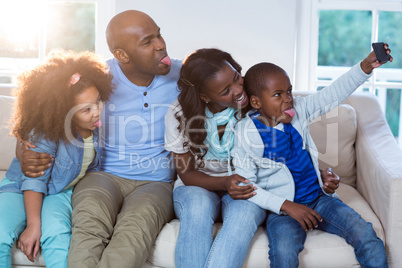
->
[385,89,401,136]
[318,10,371,67]
[319,10,401,138]
[379,11,402,69]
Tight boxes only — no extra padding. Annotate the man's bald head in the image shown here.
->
[106,10,156,53]
[104,10,171,86]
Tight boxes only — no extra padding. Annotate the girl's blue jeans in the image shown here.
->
[0,178,72,268]
[173,185,266,268]
[266,193,388,268]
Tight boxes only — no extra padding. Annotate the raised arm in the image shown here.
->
[172,151,255,200]
[301,43,393,125]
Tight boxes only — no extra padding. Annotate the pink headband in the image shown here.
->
[68,73,81,87]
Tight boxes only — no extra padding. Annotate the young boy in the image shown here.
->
[231,47,392,267]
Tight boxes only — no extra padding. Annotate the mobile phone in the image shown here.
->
[372,42,390,63]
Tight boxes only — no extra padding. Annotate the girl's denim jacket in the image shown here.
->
[1,129,102,195]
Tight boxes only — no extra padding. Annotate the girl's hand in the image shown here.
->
[17,225,41,262]
[361,43,393,74]
[224,174,256,199]
[281,200,322,231]
[320,167,340,194]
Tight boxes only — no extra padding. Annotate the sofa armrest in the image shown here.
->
[0,95,17,170]
[346,93,402,267]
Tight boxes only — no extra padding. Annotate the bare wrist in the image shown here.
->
[360,59,374,74]
[280,200,290,212]
[27,218,41,228]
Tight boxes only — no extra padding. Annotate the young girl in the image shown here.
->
[0,50,114,268]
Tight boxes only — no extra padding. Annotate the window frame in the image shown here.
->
[0,0,115,90]
[295,0,402,145]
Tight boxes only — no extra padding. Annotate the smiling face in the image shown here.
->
[250,70,294,127]
[72,86,103,138]
[199,61,248,114]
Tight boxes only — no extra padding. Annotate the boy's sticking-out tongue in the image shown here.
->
[161,56,171,66]
[284,108,295,118]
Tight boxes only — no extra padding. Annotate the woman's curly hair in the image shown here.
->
[176,48,242,163]
[11,50,114,142]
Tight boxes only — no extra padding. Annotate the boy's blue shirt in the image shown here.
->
[232,62,372,214]
[251,114,321,204]
[1,129,102,195]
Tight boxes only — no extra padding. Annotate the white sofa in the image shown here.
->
[1,92,402,268]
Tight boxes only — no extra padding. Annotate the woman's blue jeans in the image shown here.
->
[266,193,388,268]
[174,185,266,268]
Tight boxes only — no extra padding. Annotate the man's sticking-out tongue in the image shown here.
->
[284,108,295,118]
[161,56,171,66]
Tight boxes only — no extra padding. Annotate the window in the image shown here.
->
[295,0,402,146]
[0,0,115,93]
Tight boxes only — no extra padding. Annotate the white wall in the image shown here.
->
[114,0,298,81]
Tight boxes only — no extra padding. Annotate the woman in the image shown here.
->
[165,48,340,267]
[164,48,266,268]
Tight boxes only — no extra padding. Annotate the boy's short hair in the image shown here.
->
[244,62,287,97]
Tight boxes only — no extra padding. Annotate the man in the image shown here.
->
[68,10,182,267]
[17,10,182,267]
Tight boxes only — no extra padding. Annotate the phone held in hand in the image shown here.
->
[372,42,390,63]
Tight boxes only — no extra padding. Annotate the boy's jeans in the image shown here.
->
[174,185,266,268]
[266,193,388,268]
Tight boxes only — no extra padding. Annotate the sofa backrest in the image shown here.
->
[0,95,17,170]
[293,92,358,188]
[309,104,357,187]
[0,92,361,187]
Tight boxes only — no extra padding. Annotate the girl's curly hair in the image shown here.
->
[11,50,114,142]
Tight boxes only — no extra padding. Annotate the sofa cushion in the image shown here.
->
[309,104,357,187]
[147,183,384,268]
[11,245,45,267]
[8,175,387,268]
[0,95,17,170]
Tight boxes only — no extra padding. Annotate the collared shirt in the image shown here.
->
[2,129,102,195]
[101,58,181,182]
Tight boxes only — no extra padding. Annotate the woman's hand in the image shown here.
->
[281,200,322,231]
[320,167,340,194]
[174,152,256,198]
[224,174,256,200]
[17,225,41,262]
